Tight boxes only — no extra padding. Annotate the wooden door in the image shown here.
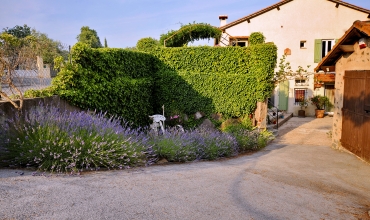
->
[341,70,370,162]
[278,81,289,111]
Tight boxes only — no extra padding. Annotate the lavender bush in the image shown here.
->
[223,123,274,151]
[1,106,149,173]
[150,127,238,162]
[0,105,274,172]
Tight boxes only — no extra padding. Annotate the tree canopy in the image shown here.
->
[0,32,40,109]
[3,24,31,38]
[76,26,102,48]
[31,30,68,64]
[2,24,68,64]
[159,23,222,47]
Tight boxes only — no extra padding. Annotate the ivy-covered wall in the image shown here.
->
[53,43,155,126]
[53,41,277,126]
[150,45,277,117]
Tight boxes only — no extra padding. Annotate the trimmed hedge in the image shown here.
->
[150,44,277,117]
[52,43,154,126]
[72,43,156,79]
[149,46,251,74]
[154,70,259,117]
[53,36,277,125]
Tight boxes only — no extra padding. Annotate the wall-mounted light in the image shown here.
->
[359,38,367,49]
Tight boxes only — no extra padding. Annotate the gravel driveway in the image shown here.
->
[1,116,370,220]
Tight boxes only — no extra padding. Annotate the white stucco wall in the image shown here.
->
[221,0,369,116]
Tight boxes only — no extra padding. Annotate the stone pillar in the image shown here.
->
[37,56,44,78]
[254,99,268,129]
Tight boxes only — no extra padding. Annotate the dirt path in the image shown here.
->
[1,116,370,219]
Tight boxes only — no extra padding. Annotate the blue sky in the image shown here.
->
[1,0,370,48]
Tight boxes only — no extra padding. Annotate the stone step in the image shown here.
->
[267,112,293,129]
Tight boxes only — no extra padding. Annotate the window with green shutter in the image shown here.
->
[314,39,336,63]
[314,39,322,63]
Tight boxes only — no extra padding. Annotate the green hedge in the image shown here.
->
[52,43,154,126]
[154,70,259,117]
[150,44,277,117]
[149,46,251,74]
[53,38,277,126]
[72,43,157,79]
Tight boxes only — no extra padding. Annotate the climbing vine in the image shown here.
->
[159,23,222,47]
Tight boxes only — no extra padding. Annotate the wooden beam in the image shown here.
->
[335,3,339,8]
[315,73,336,82]
[339,45,355,53]
[247,19,250,23]
[277,6,280,10]
[353,30,363,38]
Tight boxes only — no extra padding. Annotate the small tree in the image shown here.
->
[0,33,40,111]
[274,55,312,84]
[4,25,68,65]
[104,38,108,48]
[76,26,103,48]
[31,30,68,64]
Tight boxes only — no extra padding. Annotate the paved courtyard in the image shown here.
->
[1,116,370,219]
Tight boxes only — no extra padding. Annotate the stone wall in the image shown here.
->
[332,42,370,150]
[0,96,80,127]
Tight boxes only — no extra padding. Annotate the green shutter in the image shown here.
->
[314,39,322,63]
[278,81,289,111]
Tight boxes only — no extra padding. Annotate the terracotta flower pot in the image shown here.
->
[315,109,325,118]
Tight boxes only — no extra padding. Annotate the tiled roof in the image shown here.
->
[220,0,370,30]
[315,20,370,72]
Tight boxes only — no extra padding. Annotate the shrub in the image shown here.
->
[0,105,149,173]
[257,130,274,148]
[136,37,160,52]
[24,87,55,98]
[223,119,273,151]
[249,32,265,45]
[310,95,333,110]
[150,128,238,162]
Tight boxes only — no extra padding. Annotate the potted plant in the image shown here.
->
[298,96,308,117]
[310,95,333,118]
[314,76,323,89]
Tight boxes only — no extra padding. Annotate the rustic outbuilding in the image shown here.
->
[315,20,370,162]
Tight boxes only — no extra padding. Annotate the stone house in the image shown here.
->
[315,20,370,162]
[217,0,370,116]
